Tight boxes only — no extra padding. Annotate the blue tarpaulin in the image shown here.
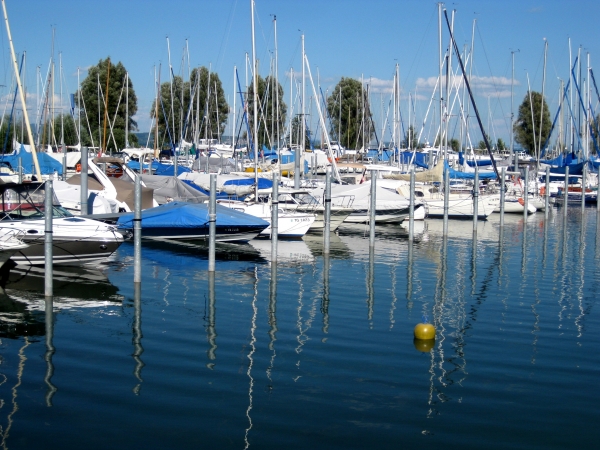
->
[1,144,63,175]
[445,161,496,180]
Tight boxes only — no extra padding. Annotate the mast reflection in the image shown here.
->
[244,267,259,449]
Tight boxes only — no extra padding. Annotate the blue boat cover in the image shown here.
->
[126,160,191,176]
[1,144,64,175]
[223,178,273,189]
[549,161,584,175]
[458,152,492,167]
[399,151,430,169]
[445,161,497,180]
[116,201,269,230]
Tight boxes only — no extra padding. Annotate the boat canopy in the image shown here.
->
[116,201,268,229]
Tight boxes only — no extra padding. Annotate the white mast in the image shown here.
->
[1,0,41,179]
[233,65,237,154]
[296,33,305,189]
[537,39,548,166]
[251,0,258,196]
[125,72,129,148]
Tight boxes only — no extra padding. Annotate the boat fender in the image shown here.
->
[518,197,525,206]
[76,163,81,173]
[539,186,546,196]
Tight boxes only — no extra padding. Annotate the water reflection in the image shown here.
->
[1,264,121,302]
[406,239,414,310]
[44,297,57,406]
[0,338,30,450]
[366,247,375,326]
[244,267,259,449]
[206,272,217,369]
[132,283,144,394]
[321,254,330,336]
[267,263,277,388]
[303,233,352,260]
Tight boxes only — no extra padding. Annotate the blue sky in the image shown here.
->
[2,0,599,147]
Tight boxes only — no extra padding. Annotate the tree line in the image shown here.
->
[4,55,589,155]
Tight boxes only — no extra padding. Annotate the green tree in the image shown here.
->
[513,91,551,155]
[152,67,229,150]
[77,57,138,152]
[496,138,506,151]
[0,114,15,153]
[326,77,373,150]
[402,125,418,149]
[246,74,287,150]
[287,114,311,149]
[449,138,460,152]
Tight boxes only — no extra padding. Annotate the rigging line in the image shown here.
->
[216,0,238,72]
[473,25,512,137]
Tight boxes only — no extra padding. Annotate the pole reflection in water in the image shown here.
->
[321,254,330,337]
[366,246,375,327]
[470,228,478,296]
[206,272,217,369]
[44,297,57,406]
[295,265,319,377]
[406,239,414,310]
[267,263,278,389]
[132,283,144,394]
[389,250,398,330]
[244,267,259,449]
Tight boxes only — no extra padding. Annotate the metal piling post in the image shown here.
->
[271,171,278,260]
[369,171,376,247]
[133,174,142,283]
[208,174,217,271]
[44,180,53,298]
[324,166,332,254]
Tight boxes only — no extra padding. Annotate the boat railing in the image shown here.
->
[330,195,355,208]
[0,227,26,243]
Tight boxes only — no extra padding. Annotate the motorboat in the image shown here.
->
[0,182,124,265]
[274,188,353,231]
[0,227,29,268]
[310,180,428,224]
[116,201,269,242]
[216,198,315,238]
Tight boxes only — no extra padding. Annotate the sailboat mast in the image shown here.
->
[59,52,64,152]
[274,15,279,159]
[251,0,258,196]
[297,33,305,189]
[125,72,129,148]
[1,0,41,179]
[438,2,443,153]
[232,65,236,154]
[537,39,547,168]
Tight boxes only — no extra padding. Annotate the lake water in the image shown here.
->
[0,207,599,449]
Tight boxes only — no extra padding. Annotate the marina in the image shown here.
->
[0,0,599,447]
[0,206,598,449]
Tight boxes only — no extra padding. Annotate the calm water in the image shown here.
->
[0,207,599,449]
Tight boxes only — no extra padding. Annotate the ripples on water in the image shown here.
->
[0,208,598,449]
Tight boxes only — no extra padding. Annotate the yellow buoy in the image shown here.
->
[414,322,436,340]
[413,338,435,352]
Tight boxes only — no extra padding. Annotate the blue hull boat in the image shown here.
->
[116,201,269,242]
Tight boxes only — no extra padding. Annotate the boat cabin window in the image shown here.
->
[1,184,73,221]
